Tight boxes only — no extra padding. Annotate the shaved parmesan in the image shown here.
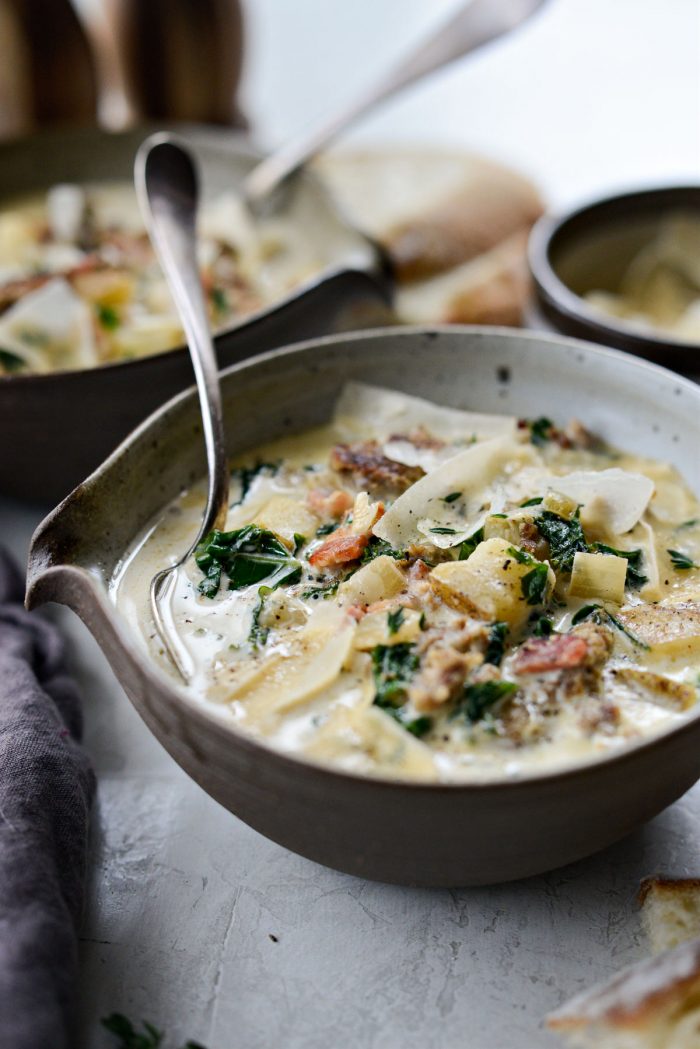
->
[334,381,515,443]
[373,436,522,548]
[303,704,436,780]
[381,438,457,474]
[549,468,654,535]
[0,278,96,371]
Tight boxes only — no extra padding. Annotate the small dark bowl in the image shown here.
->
[528,185,700,370]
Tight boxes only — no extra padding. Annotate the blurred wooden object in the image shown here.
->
[0,0,97,140]
[107,0,247,128]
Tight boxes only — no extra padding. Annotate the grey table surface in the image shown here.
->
[8,1,700,1046]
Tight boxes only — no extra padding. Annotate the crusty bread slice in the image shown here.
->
[314,148,543,326]
[547,937,700,1048]
[639,876,700,955]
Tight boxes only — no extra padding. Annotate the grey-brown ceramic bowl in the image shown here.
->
[528,185,700,370]
[26,326,700,887]
[0,125,389,504]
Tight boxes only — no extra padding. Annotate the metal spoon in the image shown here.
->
[135,134,229,681]
[244,0,547,209]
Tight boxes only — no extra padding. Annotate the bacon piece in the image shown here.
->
[308,530,369,569]
[307,488,353,518]
[330,441,424,492]
[513,634,588,675]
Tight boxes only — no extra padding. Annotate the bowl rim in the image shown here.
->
[0,124,386,385]
[27,323,700,794]
[528,183,700,354]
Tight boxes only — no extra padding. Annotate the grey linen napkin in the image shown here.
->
[0,548,95,1049]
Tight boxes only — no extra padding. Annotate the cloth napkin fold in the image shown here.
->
[0,548,95,1049]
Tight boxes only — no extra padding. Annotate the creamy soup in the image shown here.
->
[112,383,700,783]
[0,182,326,373]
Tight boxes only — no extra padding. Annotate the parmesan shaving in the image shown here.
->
[549,468,654,535]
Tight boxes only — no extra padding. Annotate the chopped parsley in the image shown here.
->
[371,643,428,735]
[455,680,517,722]
[485,621,508,666]
[361,537,406,563]
[526,417,555,447]
[248,586,272,649]
[195,525,301,598]
[211,287,229,314]
[315,522,339,537]
[301,578,340,600]
[520,496,543,507]
[592,542,647,588]
[536,508,587,573]
[458,528,483,559]
[0,348,24,372]
[507,546,550,605]
[668,549,698,571]
[429,526,457,535]
[678,519,699,530]
[531,615,553,637]
[96,303,120,330]
[570,603,650,649]
[443,491,462,503]
[387,607,405,635]
[230,461,278,507]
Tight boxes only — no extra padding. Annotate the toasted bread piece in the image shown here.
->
[315,148,543,326]
[547,937,700,1048]
[640,877,700,954]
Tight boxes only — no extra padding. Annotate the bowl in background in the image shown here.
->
[0,124,390,504]
[26,326,700,887]
[528,185,700,371]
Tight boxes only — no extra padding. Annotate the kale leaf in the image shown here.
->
[361,537,406,563]
[455,680,517,722]
[536,509,587,572]
[230,461,278,507]
[387,607,405,635]
[458,527,484,560]
[195,526,301,598]
[507,546,550,605]
[485,621,508,666]
[592,542,648,588]
[371,643,429,735]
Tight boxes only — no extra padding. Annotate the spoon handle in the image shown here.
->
[135,133,229,545]
[244,0,545,207]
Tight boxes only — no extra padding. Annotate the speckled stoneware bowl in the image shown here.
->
[26,327,700,887]
[0,125,389,504]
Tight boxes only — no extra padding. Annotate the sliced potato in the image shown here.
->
[256,495,318,548]
[616,602,700,658]
[430,537,554,631]
[350,491,383,535]
[337,555,406,607]
[229,616,355,721]
[569,551,627,605]
[303,704,436,780]
[354,607,422,650]
[609,666,697,710]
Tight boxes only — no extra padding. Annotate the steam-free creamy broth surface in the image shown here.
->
[112,384,700,783]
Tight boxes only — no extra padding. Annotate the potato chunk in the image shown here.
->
[609,667,697,710]
[337,554,406,607]
[430,537,554,631]
[616,602,700,659]
[353,608,422,650]
[569,551,627,605]
[256,495,318,548]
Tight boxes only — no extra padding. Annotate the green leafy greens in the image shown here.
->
[387,607,405,635]
[195,526,301,598]
[668,549,698,571]
[570,604,650,650]
[455,680,517,722]
[230,461,278,507]
[485,621,508,666]
[458,528,484,560]
[592,542,648,588]
[507,546,549,605]
[371,643,430,736]
[536,508,587,573]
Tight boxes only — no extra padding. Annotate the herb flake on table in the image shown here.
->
[101,1013,208,1049]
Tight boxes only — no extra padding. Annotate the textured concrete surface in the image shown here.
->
[7,2,700,1045]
